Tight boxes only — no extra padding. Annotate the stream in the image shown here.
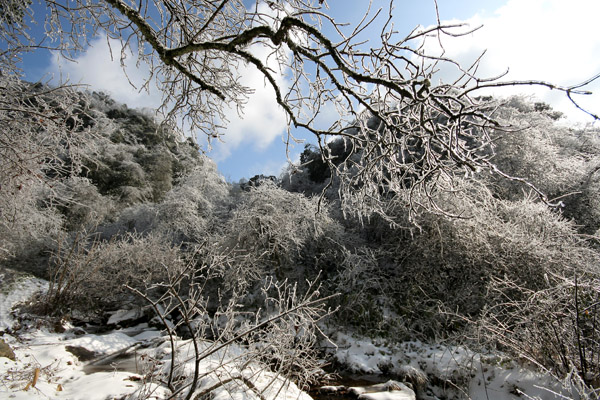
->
[309,372,401,400]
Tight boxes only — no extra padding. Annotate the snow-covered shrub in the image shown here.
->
[81,101,203,207]
[216,182,343,287]
[46,232,185,316]
[0,76,96,193]
[83,140,154,203]
[563,173,600,235]
[487,97,588,201]
[54,177,115,231]
[328,247,397,336]
[156,160,229,242]
[480,270,600,390]
[101,203,160,238]
[485,99,600,233]
[281,139,354,198]
[554,127,600,234]
[376,178,599,340]
[131,264,334,399]
[101,159,229,244]
[0,76,99,264]
[0,183,63,264]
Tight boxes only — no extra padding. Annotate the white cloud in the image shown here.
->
[427,0,600,122]
[48,35,162,110]
[251,158,289,178]
[209,2,290,161]
[209,42,289,161]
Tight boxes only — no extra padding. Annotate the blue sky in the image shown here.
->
[21,0,600,182]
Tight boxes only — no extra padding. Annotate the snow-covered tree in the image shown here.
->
[3,0,597,222]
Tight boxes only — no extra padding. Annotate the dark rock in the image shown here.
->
[0,339,16,361]
[65,345,97,361]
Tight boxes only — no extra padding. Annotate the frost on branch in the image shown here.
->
[23,0,595,220]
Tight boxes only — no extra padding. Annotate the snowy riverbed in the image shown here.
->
[327,332,586,400]
[0,273,314,400]
[0,273,589,400]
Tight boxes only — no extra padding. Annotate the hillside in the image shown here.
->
[1,85,600,399]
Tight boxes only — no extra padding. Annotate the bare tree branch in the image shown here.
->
[2,0,598,221]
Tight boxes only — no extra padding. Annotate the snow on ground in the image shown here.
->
[348,381,416,400]
[0,276,313,400]
[1,319,312,400]
[131,335,313,400]
[1,273,590,400]
[0,325,159,399]
[331,332,584,400]
[0,270,48,330]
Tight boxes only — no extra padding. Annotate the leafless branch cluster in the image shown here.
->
[0,75,94,195]
[127,251,336,400]
[46,231,184,314]
[478,273,600,397]
[0,74,99,258]
[4,0,594,221]
[217,182,340,285]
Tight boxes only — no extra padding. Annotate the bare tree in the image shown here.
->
[3,0,599,222]
[0,74,98,259]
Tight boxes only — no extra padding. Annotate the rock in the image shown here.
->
[65,345,97,361]
[107,308,146,327]
[69,327,88,336]
[392,365,427,394]
[349,380,416,400]
[0,338,16,361]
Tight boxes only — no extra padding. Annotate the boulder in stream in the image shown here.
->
[348,380,416,400]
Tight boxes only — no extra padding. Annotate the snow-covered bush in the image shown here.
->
[486,99,600,234]
[83,139,155,204]
[46,232,185,315]
[479,271,600,390]
[81,101,202,207]
[0,183,64,264]
[0,76,98,264]
[554,127,600,234]
[216,182,343,287]
[157,161,229,242]
[101,159,229,244]
[129,262,335,399]
[0,76,96,193]
[328,247,397,336]
[361,176,600,388]
[480,99,574,199]
[54,177,116,231]
[373,178,599,340]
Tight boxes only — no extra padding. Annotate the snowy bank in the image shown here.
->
[330,332,586,400]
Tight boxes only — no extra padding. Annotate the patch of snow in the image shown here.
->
[349,381,416,400]
[1,320,315,400]
[319,385,345,393]
[357,390,415,400]
[0,329,142,399]
[68,331,138,353]
[0,273,47,331]
[132,326,163,341]
[107,308,144,325]
[335,332,390,374]
[0,269,323,400]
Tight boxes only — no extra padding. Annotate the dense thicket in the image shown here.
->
[2,89,600,391]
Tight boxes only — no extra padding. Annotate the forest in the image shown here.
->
[1,0,600,399]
